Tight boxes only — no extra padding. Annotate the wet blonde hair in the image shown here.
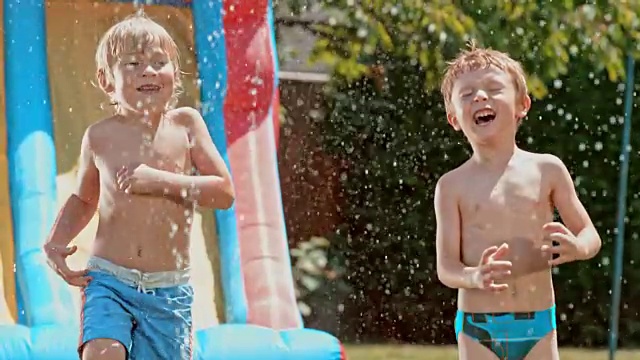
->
[441,41,528,115]
[95,11,183,109]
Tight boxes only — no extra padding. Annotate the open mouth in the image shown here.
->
[473,108,496,125]
[136,84,162,93]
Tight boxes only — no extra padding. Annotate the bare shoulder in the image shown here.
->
[518,151,573,190]
[524,151,569,174]
[83,115,122,149]
[167,106,204,127]
[435,161,471,198]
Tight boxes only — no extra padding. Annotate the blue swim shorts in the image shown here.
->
[79,256,193,360]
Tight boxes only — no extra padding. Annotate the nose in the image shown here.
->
[473,90,488,102]
[142,64,157,77]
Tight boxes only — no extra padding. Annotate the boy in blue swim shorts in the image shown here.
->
[435,42,602,360]
[43,12,235,360]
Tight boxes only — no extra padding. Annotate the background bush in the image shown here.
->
[284,0,640,347]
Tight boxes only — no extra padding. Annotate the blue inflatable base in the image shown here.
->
[0,323,344,360]
[0,325,30,359]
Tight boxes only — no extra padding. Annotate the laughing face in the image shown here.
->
[447,66,530,144]
[110,46,175,115]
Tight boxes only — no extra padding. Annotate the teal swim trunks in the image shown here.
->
[455,305,556,360]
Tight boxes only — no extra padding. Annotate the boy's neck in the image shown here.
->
[470,140,518,168]
[119,108,164,129]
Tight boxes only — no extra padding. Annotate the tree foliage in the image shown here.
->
[283,0,640,346]
[292,0,640,97]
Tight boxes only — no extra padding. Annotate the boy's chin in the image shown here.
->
[132,100,169,114]
[466,127,509,143]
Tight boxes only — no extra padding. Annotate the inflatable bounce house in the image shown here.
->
[0,0,345,359]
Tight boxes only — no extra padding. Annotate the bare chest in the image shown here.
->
[466,174,545,217]
[93,124,192,178]
[459,167,553,248]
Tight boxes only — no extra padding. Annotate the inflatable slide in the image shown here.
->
[0,0,345,359]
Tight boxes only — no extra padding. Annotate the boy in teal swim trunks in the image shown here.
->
[43,13,235,360]
[435,42,602,360]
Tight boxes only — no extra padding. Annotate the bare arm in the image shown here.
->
[147,107,235,209]
[435,174,479,289]
[548,155,601,259]
[44,127,100,250]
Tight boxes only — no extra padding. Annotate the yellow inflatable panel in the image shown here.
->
[0,0,19,325]
[45,1,224,328]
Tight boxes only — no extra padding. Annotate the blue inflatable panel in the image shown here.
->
[4,0,71,329]
[29,325,81,360]
[7,308,346,358]
[0,324,344,360]
[194,325,344,360]
[0,325,31,360]
[280,328,345,360]
[191,0,248,325]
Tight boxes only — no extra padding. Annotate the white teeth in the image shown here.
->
[138,85,160,91]
[474,110,495,118]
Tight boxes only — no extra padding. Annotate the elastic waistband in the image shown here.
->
[87,256,190,290]
[458,305,556,323]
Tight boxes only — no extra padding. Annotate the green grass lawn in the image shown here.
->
[344,345,638,360]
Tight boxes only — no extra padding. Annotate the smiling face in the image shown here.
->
[441,45,532,146]
[111,47,175,114]
[447,66,530,145]
[95,14,182,115]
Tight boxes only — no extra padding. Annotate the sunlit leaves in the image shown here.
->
[294,0,640,99]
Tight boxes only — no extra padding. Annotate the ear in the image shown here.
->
[447,113,461,131]
[517,94,532,119]
[97,69,114,94]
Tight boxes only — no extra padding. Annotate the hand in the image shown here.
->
[472,243,512,291]
[116,163,158,195]
[541,222,586,266]
[44,244,91,287]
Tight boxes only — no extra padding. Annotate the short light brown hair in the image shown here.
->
[441,41,528,115]
[95,11,183,109]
